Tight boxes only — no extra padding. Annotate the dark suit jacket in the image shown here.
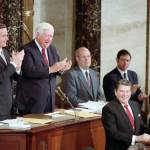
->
[62,66,103,106]
[103,67,141,102]
[15,40,60,114]
[0,49,16,118]
[102,100,150,150]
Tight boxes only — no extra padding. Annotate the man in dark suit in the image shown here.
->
[103,49,146,106]
[102,79,150,150]
[62,47,104,106]
[15,22,71,115]
[0,23,24,120]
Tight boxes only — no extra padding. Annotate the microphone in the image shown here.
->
[55,86,78,120]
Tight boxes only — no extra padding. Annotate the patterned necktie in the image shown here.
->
[85,71,91,87]
[42,48,49,65]
[124,104,135,129]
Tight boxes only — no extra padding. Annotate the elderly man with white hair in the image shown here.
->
[15,22,71,115]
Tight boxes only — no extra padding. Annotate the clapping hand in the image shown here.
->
[60,58,72,71]
[11,50,24,71]
[49,58,72,73]
[131,84,140,94]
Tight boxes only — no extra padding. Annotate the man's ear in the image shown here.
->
[76,56,79,63]
[36,32,40,39]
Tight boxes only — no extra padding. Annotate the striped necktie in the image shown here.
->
[42,48,49,65]
[124,104,135,129]
[85,71,91,87]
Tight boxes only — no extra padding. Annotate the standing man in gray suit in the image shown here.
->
[62,47,103,106]
[0,23,24,120]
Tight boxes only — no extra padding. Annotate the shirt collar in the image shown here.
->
[34,39,42,52]
[117,67,128,77]
[0,48,2,53]
[79,67,89,74]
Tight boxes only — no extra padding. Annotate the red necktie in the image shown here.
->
[124,104,135,129]
[42,48,49,65]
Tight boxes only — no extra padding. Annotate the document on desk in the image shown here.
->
[78,101,107,113]
[64,109,101,118]
[23,118,53,124]
[45,111,75,122]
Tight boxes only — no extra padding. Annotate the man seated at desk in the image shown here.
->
[62,47,104,107]
[102,79,150,150]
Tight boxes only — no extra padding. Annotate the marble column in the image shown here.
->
[75,0,101,71]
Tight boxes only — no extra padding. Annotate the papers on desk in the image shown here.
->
[78,100,107,113]
[45,111,75,122]
[64,109,101,118]
[23,118,53,124]
[1,118,31,129]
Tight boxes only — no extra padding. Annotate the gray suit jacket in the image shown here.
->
[62,66,103,106]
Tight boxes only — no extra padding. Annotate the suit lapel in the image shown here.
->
[89,70,96,99]
[47,47,53,65]
[117,101,134,131]
[127,71,133,83]
[0,49,8,65]
[115,68,123,80]
[129,101,139,132]
[77,68,94,98]
[32,41,47,66]
[0,56,6,65]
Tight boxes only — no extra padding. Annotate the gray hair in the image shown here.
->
[35,22,54,35]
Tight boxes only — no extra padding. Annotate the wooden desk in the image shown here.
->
[0,116,105,150]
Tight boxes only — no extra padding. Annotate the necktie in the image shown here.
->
[124,104,135,129]
[42,48,49,65]
[85,71,91,87]
[123,72,127,79]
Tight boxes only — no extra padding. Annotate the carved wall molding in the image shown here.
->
[0,0,22,52]
[75,0,101,72]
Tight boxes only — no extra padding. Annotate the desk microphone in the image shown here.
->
[55,86,78,120]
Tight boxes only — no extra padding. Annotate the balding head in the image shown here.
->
[75,47,91,69]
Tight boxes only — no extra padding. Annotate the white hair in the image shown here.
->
[35,22,54,35]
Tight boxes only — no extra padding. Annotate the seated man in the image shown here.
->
[102,79,150,150]
[103,49,146,107]
[62,47,104,106]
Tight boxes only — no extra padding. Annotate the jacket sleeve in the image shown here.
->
[103,74,116,101]
[62,71,85,106]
